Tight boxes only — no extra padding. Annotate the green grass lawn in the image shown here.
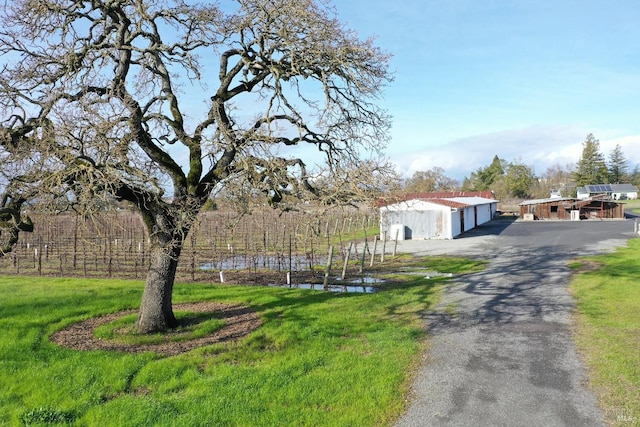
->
[620,198,640,214]
[570,239,640,426]
[0,256,484,426]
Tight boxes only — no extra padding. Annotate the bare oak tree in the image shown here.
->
[0,0,392,333]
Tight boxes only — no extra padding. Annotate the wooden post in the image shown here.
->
[141,241,146,270]
[72,216,78,270]
[107,239,113,278]
[393,227,400,257]
[323,245,334,288]
[82,241,87,277]
[308,240,314,274]
[288,235,292,283]
[37,246,42,276]
[341,242,353,280]
[381,231,387,263]
[370,235,378,267]
[360,240,367,274]
[191,233,196,280]
[190,250,195,281]
[282,227,286,253]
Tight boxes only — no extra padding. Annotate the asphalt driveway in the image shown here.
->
[394,218,638,427]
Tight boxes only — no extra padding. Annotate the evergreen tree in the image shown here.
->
[573,134,609,186]
[607,144,629,183]
[461,177,473,191]
[465,155,505,191]
[504,161,536,199]
[485,155,506,186]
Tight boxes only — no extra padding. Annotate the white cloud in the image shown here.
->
[390,126,640,180]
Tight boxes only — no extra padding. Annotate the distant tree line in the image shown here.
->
[400,133,640,200]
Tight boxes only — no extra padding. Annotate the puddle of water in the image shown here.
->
[357,276,385,284]
[201,256,383,293]
[268,282,378,293]
[200,254,325,271]
[399,268,454,279]
[268,277,383,293]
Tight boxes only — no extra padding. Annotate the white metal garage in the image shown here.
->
[379,195,498,240]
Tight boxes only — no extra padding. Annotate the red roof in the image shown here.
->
[374,191,495,207]
[425,198,469,208]
[401,191,494,200]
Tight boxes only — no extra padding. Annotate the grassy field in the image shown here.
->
[0,256,485,426]
[570,238,640,426]
[620,198,640,214]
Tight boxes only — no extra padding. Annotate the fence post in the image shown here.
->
[341,242,353,280]
[288,235,292,283]
[393,228,400,257]
[190,251,195,281]
[370,235,378,267]
[323,245,334,288]
[381,231,387,263]
[360,240,367,274]
[72,216,78,269]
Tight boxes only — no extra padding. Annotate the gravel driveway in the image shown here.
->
[394,218,638,427]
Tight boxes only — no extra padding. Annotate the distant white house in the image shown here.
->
[576,184,638,200]
[379,193,498,240]
[550,188,563,199]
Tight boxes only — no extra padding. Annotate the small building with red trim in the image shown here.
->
[379,192,498,240]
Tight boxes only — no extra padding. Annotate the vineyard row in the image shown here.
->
[0,209,395,284]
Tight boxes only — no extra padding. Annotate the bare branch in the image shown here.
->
[0,0,393,331]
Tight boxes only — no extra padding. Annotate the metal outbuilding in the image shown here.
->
[379,194,498,240]
[519,197,624,220]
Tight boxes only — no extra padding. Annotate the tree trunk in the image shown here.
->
[136,244,181,333]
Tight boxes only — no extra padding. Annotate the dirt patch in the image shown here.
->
[570,259,604,272]
[50,302,262,356]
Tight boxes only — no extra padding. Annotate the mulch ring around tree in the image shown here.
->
[50,302,262,357]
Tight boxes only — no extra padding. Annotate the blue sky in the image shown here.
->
[333,0,640,179]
